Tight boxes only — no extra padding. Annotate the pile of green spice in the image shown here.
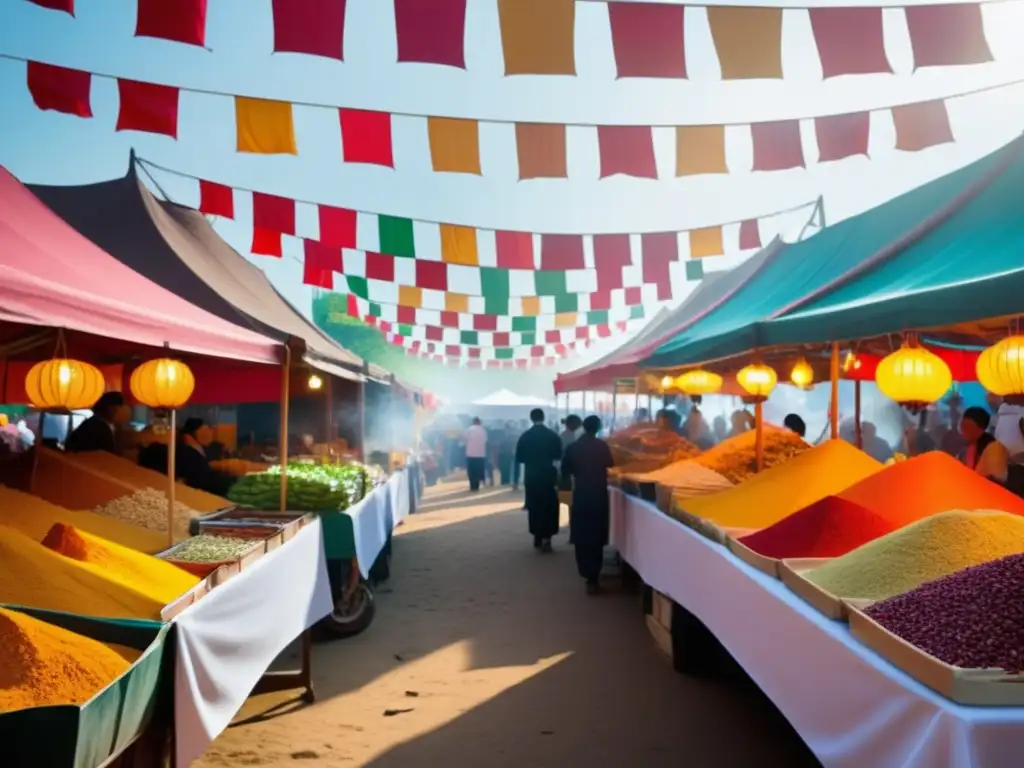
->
[806,510,1024,601]
[170,535,257,564]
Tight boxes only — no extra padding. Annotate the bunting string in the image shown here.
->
[26,0,1004,80]
[139,157,819,309]
[11,54,1024,178]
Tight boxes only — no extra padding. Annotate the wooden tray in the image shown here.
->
[672,507,728,544]
[778,559,843,620]
[845,600,1024,706]
[655,483,673,515]
[726,536,780,578]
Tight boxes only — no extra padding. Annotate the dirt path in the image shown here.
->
[196,481,819,767]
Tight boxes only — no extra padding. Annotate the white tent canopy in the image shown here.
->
[439,389,555,423]
[471,389,552,407]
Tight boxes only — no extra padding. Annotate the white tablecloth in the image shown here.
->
[172,519,333,767]
[610,488,1024,768]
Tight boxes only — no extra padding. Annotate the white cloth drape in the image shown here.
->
[172,519,333,767]
[610,488,1024,768]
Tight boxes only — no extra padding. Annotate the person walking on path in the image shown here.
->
[561,415,614,594]
[515,408,562,552]
[559,415,582,543]
[465,417,487,492]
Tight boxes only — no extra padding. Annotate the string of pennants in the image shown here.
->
[141,159,819,312]
[20,54,1016,177]
[28,0,996,79]
[327,291,647,345]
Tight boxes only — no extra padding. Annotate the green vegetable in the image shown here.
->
[227,462,371,512]
[171,535,256,563]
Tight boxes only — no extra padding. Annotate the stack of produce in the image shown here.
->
[42,523,199,606]
[837,451,1024,520]
[228,462,369,512]
[93,488,200,541]
[210,458,271,477]
[607,426,700,473]
[169,534,258,564]
[0,607,130,711]
[805,511,1024,601]
[737,496,889,558]
[0,526,171,619]
[864,553,1024,672]
[681,440,882,531]
[629,461,733,500]
[689,425,809,484]
[0,485,164,554]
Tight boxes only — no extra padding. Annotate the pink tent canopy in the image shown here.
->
[0,167,280,364]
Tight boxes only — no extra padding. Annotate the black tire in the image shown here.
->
[318,583,376,639]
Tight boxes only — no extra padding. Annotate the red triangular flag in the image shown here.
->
[135,0,207,47]
[272,0,347,60]
[29,0,74,14]
[251,227,283,257]
[116,79,179,138]
[198,180,234,218]
[26,61,91,117]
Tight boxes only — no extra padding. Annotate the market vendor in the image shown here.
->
[515,408,562,553]
[959,407,1009,483]
[177,418,234,497]
[561,415,614,595]
[65,391,125,454]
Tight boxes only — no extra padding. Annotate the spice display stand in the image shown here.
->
[610,488,1024,766]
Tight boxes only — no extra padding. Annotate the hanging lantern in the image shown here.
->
[736,363,777,402]
[130,358,195,409]
[789,358,814,389]
[675,369,722,405]
[660,375,674,391]
[25,359,106,412]
[308,374,324,391]
[875,344,951,412]
[976,336,1024,398]
[0,414,8,428]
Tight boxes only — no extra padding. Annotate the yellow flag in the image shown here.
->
[676,126,728,176]
[521,296,542,316]
[555,312,577,328]
[498,0,576,76]
[428,117,481,174]
[398,285,422,308]
[235,96,297,155]
[689,227,724,258]
[440,224,479,265]
[445,292,470,313]
[707,7,783,79]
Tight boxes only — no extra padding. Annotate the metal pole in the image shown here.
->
[279,346,291,512]
[358,378,366,461]
[754,400,764,472]
[166,409,176,547]
[854,381,863,449]
[830,342,840,439]
[611,390,618,433]
[324,372,333,446]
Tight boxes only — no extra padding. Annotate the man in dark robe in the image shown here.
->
[66,391,124,454]
[561,415,614,594]
[515,408,562,552]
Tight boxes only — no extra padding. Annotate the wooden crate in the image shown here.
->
[646,614,673,660]
[651,589,673,630]
[846,600,1024,706]
[726,536,781,579]
[778,559,844,620]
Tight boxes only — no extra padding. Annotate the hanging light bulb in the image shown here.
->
[660,375,674,391]
[308,374,324,391]
[789,358,814,389]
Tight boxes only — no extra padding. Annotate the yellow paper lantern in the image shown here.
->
[875,344,951,409]
[736,363,777,401]
[130,358,195,409]
[660,375,674,391]
[308,374,324,391]
[0,414,8,428]
[976,336,1024,397]
[790,358,814,389]
[25,359,106,411]
[675,369,723,396]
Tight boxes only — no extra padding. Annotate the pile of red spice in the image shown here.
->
[738,497,894,559]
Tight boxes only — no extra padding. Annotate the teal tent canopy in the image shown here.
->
[645,137,1023,368]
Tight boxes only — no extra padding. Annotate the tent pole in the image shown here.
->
[854,381,863,449]
[830,342,840,439]
[358,378,366,461]
[279,346,291,512]
[611,390,618,433]
[754,401,764,472]
[324,372,333,446]
[167,409,177,547]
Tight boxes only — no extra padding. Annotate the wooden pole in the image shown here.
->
[611,390,618,433]
[324,373,333,446]
[358,378,366,462]
[279,347,291,513]
[854,381,863,449]
[754,400,764,472]
[830,342,840,440]
[167,409,177,547]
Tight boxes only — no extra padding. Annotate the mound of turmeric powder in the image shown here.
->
[0,607,129,711]
[0,525,168,620]
[42,524,199,607]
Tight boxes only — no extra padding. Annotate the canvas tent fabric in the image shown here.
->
[646,139,1019,369]
[27,167,369,382]
[758,137,1024,348]
[556,240,779,392]
[0,167,280,364]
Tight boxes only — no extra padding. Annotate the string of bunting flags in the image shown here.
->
[18,54,1020,178]
[139,158,821,310]
[27,0,998,80]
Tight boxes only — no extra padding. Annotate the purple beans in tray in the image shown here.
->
[865,553,1024,673]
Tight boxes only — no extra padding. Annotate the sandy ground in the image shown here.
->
[196,481,820,767]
